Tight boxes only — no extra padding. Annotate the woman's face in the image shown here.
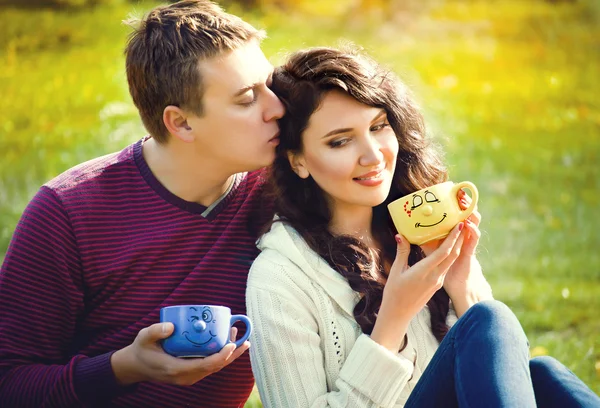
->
[289,90,399,215]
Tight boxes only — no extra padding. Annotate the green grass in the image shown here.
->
[1,0,598,404]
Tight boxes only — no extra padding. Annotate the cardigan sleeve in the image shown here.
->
[246,257,415,408]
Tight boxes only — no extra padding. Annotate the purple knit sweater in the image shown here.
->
[0,138,271,407]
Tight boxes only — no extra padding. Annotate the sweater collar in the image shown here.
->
[133,136,243,219]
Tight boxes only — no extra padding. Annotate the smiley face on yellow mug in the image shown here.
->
[388,181,478,245]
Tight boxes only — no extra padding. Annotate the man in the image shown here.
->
[0,1,284,406]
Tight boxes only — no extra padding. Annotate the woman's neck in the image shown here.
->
[328,204,376,247]
[329,204,391,279]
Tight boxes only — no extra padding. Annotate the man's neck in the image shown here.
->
[142,137,235,207]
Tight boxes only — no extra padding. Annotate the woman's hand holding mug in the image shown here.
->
[370,223,466,352]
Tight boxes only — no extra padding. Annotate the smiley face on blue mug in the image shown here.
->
[182,306,220,351]
[160,304,252,357]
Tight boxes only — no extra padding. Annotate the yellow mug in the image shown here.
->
[387,181,479,245]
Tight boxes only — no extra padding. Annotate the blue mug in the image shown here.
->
[160,305,252,358]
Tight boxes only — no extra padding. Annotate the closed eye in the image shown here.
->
[328,138,351,148]
[239,90,258,106]
[370,122,390,132]
[425,191,440,203]
[411,194,423,209]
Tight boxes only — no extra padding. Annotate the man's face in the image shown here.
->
[186,41,284,173]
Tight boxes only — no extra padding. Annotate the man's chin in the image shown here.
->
[237,160,272,174]
[253,153,276,170]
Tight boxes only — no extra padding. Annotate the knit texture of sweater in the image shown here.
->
[0,137,270,407]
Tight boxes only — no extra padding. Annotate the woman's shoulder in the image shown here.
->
[250,246,299,276]
[248,243,310,292]
[253,219,317,270]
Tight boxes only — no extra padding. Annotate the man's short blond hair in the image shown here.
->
[125,0,265,142]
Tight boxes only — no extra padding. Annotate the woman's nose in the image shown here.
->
[359,139,384,167]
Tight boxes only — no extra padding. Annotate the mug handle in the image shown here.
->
[230,315,253,348]
[452,181,479,218]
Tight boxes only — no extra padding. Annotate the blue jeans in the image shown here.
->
[405,300,600,407]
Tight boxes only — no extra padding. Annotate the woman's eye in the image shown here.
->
[329,138,349,148]
[371,122,390,132]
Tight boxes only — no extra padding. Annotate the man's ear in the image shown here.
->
[287,151,310,179]
[163,105,194,143]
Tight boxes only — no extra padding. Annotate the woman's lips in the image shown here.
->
[353,169,385,186]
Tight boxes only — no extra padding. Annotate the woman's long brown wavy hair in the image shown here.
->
[266,46,450,344]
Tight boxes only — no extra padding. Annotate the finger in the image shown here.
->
[458,189,471,210]
[226,340,251,362]
[138,322,174,345]
[467,209,481,227]
[178,341,251,386]
[435,228,467,281]
[209,342,238,364]
[200,340,250,371]
[393,234,411,269]
[230,326,238,342]
[176,342,238,376]
[427,223,464,265]
[437,226,467,273]
[461,219,481,256]
[420,239,442,257]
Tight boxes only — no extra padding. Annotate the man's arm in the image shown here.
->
[0,187,252,407]
[0,187,124,407]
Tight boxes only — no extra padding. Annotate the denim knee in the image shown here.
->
[530,356,564,375]
[465,300,516,323]
[460,300,529,347]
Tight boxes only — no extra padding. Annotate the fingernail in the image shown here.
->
[162,323,169,334]
[458,222,464,231]
[395,235,402,244]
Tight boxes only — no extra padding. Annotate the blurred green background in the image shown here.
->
[0,0,598,404]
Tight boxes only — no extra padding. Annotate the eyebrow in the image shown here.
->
[234,83,257,97]
[233,72,274,97]
[321,109,387,138]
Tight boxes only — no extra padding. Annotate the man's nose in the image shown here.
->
[264,88,285,121]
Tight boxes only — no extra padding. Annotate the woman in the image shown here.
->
[246,46,599,407]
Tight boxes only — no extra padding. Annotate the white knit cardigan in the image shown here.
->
[246,220,493,407]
